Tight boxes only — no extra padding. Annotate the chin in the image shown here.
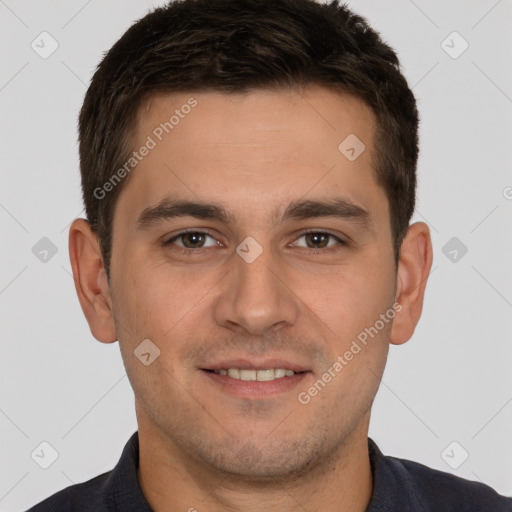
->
[197,436,328,483]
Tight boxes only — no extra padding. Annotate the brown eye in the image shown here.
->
[304,232,330,249]
[180,232,207,248]
[294,231,345,251]
[163,231,219,251]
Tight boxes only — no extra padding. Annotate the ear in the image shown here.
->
[68,218,117,343]
[390,222,433,345]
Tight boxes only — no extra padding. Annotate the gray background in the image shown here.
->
[1,0,511,510]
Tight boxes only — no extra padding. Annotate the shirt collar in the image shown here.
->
[104,431,153,511]
[366,437,426,511]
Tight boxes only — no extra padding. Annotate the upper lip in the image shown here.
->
[201,358,310,372]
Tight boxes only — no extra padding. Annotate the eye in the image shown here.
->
[163,230,220,251]
[161,229,347,256]
[292,231,346,254]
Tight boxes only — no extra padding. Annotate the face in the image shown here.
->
[107,86,398,479]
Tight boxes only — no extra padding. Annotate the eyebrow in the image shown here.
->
[136,195,371,231]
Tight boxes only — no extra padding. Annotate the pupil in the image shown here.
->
[184,233,204,248]
[308,233,327,248]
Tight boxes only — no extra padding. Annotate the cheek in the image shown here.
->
[118,259,216,346]
[111,259,171,345]
[309,259,394,335]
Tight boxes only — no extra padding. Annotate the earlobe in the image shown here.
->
[390,222,433,346]
[68,218,118,344]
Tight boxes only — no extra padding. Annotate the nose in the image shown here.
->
[213,240,299,336]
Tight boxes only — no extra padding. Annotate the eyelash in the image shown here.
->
[161,228,347,256]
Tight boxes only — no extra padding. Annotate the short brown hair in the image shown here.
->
[78,0,419,281]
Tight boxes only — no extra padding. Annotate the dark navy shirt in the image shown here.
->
[26,431,512,511]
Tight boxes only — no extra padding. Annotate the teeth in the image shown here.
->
[256,369,274,381]
[240,369,257,381]
[227,368,240,379]
[214,368,296,381]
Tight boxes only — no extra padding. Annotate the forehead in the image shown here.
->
[116,86,384,229]
[137,86,375,158]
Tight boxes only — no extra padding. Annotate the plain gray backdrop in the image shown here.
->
[1,0,511,510]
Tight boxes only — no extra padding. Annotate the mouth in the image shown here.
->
[204,367,304,381]
[200,360,310,398]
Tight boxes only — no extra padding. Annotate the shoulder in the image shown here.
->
[24,432,150,512]
[24,471,112,512]
[404,458,510,510]
[379,445,512,511]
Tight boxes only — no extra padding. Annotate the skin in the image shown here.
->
[69,85,432,512]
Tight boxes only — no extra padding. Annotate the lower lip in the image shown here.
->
[201,370,309,399]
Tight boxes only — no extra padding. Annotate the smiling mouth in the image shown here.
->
[202,368,307,382]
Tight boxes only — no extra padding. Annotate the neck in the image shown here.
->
[136,417,373,512]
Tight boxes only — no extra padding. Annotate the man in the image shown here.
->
[27,0,511,510]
